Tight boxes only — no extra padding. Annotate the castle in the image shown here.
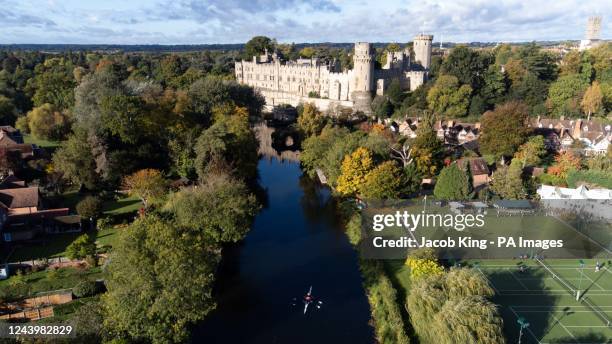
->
[235,34,433,114]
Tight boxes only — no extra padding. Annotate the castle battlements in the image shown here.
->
[235,34,433,114]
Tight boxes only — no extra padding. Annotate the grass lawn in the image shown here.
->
[5,227,125,263]
[101,194,142,215]
[0,266,103,299]
[38,295,100,323]
[22,134,61,150]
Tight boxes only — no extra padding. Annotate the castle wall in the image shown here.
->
[236,35,432,114]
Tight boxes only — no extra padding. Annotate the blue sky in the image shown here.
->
[1,0,609,44]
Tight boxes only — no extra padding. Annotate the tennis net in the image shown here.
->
[534,258,576,295]
[581,296,612,328]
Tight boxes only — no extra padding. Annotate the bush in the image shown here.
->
[73,280,101,298]
[66,234,96,260]
[566,169,612,189]
[76,195,102,219]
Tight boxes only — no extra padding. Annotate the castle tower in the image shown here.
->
[413,34,433,70]
[353,42,374,92]
[351,42,375,114]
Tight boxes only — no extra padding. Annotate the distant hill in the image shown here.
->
[0,41,580,53]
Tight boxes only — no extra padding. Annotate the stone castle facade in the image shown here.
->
[235,34,433,114]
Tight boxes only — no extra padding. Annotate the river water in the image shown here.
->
[193,156,373,343]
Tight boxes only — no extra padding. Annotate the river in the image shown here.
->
[193,156,374,343]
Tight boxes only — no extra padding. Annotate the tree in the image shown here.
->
[479,101,530,160]
[66,234,96,260]
[27,57,76,110]
[194,106,259,180]
[490,162,526,199]
[427,75,472,118]
[407,268,503,344]
[547,74,589,118]
[581,81,603,120]
[433,163,472,200]
[412,114,444,177]
[405,248,444,280]
[480,64,507,107]
[0,95,16,125]
[440,46,491,90]
[103,216,219,343]
[244,36,274,59]
[164,173,259,243]
[360,161,402,199]
[25,103,70,140]
[336,147,374,196]
[390,142,413,168]
[122,169,166,209]
[560,50,582,76]
[52,129,99,190]
[371,95,393,118]
[297,103,325,137]
[513,135,546,168]
[548,151,582,179]
[76,195,102,219]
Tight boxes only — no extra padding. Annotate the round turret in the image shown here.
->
[353,42,374,92]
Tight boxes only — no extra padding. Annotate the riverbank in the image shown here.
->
[342,206,413,343]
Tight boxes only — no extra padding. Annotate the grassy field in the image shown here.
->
[5,226,126,262]
[0,266,103,298]
[22,134,61,150]
[476,259,612,344]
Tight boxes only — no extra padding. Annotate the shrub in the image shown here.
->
[66,234,96,260]
[73,280,101,298]
[76,195,102,219]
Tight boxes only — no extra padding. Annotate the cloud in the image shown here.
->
[0,0,609,44]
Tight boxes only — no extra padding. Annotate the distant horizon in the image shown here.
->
[1,0,609,45]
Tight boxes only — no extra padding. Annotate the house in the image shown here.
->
[0,126,23,146]
[0,187,40,215]
[456,157,490,189]
[530,117,611,154]
[0,176,82,242]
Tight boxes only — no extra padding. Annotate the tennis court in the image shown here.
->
[476,259,612,344]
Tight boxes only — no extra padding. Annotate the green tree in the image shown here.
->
[490,162,526,199]
[103,216,219,344]
[513,135,546,168]
[25,103,70,140]
[547,74,589,117]
[52,129,99,190]
[427,75,472,118]
[28,57,76,110]
[412,114,444,177]
[66,234,96,260]
[433,163,472,200]
[479,101,530,160]
[0,95,17,125]
[480,64,507,107]
[76,195,102,219]
[440,46,491,90]
[244,36,274,59]
[336,147,374,196]
[194,106,258,180]
[297,103,325,137]
[164,173,259,243]
[360,161,402,199]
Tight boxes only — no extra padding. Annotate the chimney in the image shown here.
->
[573,119,583,139]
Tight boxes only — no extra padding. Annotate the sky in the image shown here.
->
[0,0,610,44]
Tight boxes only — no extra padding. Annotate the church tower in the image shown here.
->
[413,34,433,70]
[352,42,375,114]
